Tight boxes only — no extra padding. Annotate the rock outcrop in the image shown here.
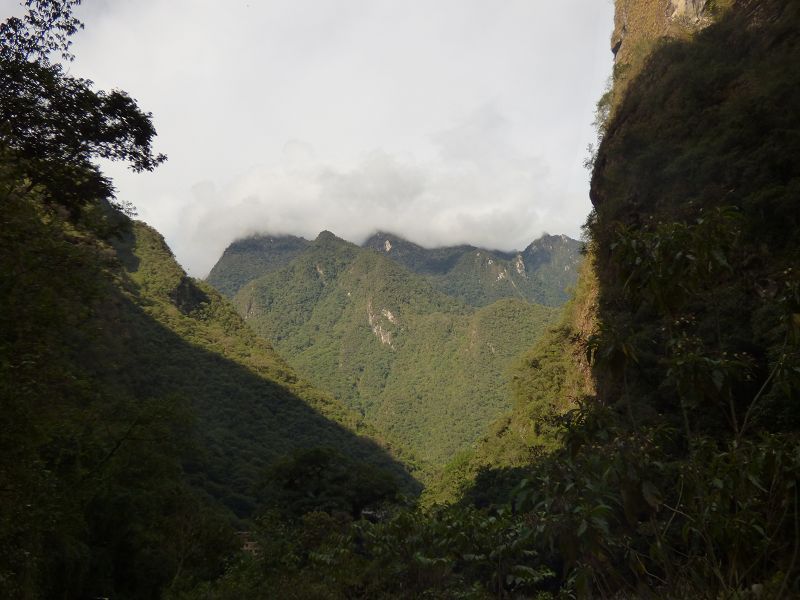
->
[612,0,712,67]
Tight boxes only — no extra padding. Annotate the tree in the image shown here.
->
[258,448,399,519]
[0,0,165,216]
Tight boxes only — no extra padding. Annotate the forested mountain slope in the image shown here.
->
[208,230,582,308]
[233,232,558,464]
[0,190,415,597]
[206,234,310,297]
[111,220,416,504]
[363,232,583,307]
[425,257,598,504]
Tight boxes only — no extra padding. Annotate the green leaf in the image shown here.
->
[642,481,662,509]
[712,369,725,391]
[577,519,588,537]
[711,248,730,268]
[746,473,768,493]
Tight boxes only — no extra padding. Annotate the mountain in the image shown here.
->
[107,222,417,508]
[362,232,584,307]
[7,0,800,597]
[206,234,310,297]
[207,231,583,308]
[1,191,415,596]
[232,232,558,464]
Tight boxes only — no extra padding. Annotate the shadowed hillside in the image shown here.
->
[590,0,800,433]
[109,221,419,511]
[0,189,417,597]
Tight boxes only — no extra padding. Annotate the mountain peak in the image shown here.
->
[312,231,358,253]
[228,233,308,251]
[363,231,415,252]
[367,230,404,241]
[206,234,311,297]
[524,233,581,253]
[314,230,351,246]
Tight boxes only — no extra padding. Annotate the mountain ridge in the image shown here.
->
[209,229,583,307]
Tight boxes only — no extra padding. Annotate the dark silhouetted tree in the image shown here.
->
[0,0,165,216]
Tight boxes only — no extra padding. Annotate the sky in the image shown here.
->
[3,0,615,276]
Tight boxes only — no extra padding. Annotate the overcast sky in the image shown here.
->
[4,0,615,276]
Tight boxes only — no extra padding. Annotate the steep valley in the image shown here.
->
[215,231,562,464]
[3,0,799,597]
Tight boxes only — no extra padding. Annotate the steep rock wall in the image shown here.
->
[611,0,714,109]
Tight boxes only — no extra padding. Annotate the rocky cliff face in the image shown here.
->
[670,0,710,21]
[612,0,712,71]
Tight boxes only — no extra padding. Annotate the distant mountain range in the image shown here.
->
[208,231,583,306]
[363,232,584,307]
[206,231,582,464]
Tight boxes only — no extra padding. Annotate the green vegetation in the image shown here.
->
[0,147,417,599]
[192,412,800,599]
[209,231,582,308]
[4,0,800,598]
[363,231,584,307]
[233,233,558,465]
[0,3,412,597]
[257,447,400,519]
[206,234,310,297]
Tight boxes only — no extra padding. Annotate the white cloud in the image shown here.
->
[173,105,588,275]
[1,0,615,275]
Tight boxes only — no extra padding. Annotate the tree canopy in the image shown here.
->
[0,0,165,216]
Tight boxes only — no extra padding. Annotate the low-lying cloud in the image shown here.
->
[18,0,615,275]
[175,106,590,276]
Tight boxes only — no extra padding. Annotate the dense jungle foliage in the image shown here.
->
[231,232,558,464]
[206,235,311,298]
[3,0,799,598]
